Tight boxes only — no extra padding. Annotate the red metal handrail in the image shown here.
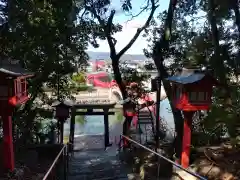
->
[42,144,69,180]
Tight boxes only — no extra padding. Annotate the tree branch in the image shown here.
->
[125,0,150,22]
[106,10,115,34]
[152,0,178,72]
[117,0,158,58]
[85,4,117,57]
[105,10,117,58]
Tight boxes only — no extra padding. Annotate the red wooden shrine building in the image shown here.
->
[0,58,33,172]
[166,68,218,168]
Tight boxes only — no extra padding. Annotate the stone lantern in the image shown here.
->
[0,58,33,172]
[52,100,72,144]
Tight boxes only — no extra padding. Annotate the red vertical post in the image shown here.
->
[181,111,194,168]
[2,114,15,171]
[24,79,27,96]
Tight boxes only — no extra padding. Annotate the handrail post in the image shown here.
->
[42,144,69,180]
[155,75,161,150]
[118,135,121,150]
[66,143,69,175]
[63,146,67,180]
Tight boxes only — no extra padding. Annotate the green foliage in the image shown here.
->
[205,86,240,138]
[120,63,151,97]
[116,110,124,122]
[69,83,93,93]
[143,0,240,144]
[11,107,57,144]
[0,0,98,144]
[2,0,240,149]
[0,0,91,102]
[122,0,132,12]
[80,0,157,99]
[75,115,86,125]
[72,72,86,84]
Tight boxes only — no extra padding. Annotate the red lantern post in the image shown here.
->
[52,101,72,144]
[165,68,218,168]
[0,58,33,172]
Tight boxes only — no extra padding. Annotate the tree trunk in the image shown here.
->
[111,55,132,147]
[85,0,157,146]
[157,60,184,161]
[208,0,231,105]
[152,0,183,160]
[208,0,226,83]
[232,0,240,78]
[111,57,127,99]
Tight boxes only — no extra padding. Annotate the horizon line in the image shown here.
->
[87,50,145,55]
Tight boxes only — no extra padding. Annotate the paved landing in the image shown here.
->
[68,147,129,180]
[68,120,129,180]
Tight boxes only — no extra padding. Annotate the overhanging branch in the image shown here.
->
[153,0,178,68]
[106,10,115,34]
[117,0,158,58]
[126,0,150,22]
[85,4,117,57]
[105,10,117,58]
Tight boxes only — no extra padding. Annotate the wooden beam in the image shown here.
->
[74,103,116,109]
[75,111,115,116]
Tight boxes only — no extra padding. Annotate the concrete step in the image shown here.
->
[138,111,154,124]
[68,166,128,180]
[68,175,128,180]
[68,149,129,180]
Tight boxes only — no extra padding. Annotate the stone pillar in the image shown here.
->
[69,108,76,152]
[103,108,111,148]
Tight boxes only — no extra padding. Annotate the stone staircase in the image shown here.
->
[68,148,129,180]
[137,110,154,127]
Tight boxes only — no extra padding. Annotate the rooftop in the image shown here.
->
[165,68,210,84]
[0,58,33,76]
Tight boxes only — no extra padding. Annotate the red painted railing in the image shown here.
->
[14,78,29,104]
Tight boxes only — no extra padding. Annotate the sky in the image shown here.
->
[87,0,170,54]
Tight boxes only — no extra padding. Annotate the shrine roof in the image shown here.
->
[0,58,33,76]
[165,68,207,84]
[52,99,116,109]
[74,100,116,109]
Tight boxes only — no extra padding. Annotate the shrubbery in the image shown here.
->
[72,72,86,84]
[69,83,93,93]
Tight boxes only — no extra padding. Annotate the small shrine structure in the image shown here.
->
[0,58,33,172]
[165,68,218,168]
